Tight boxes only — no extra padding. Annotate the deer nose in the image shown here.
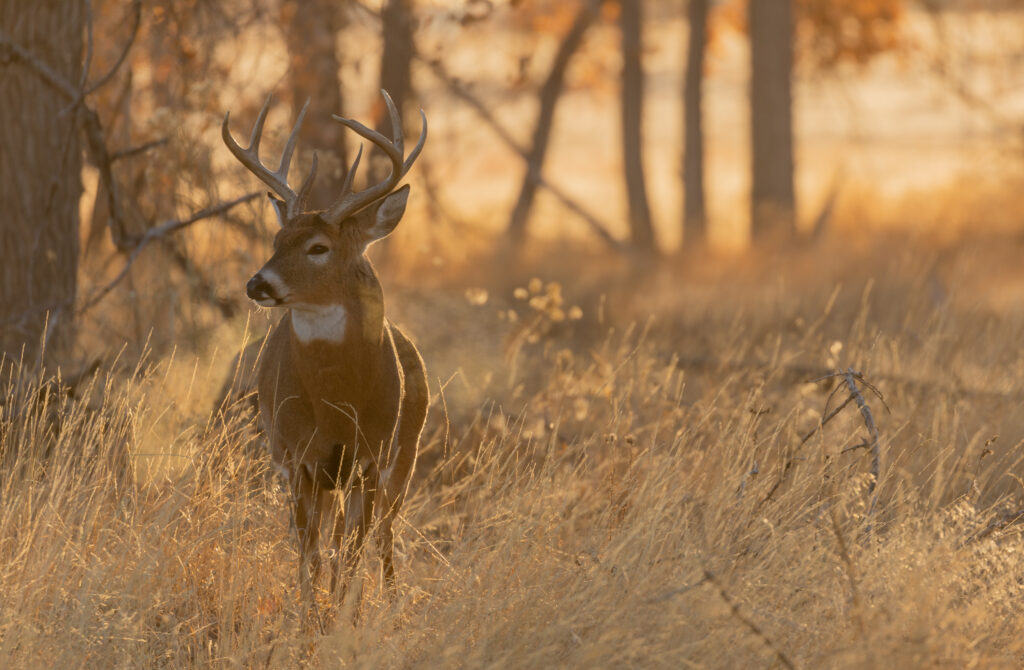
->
[246,273,275,301]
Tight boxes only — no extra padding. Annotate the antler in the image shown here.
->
[222,96,318,222]
[322,89,427,225]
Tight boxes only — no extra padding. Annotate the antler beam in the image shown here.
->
[222,96,318,222]
[323,89,427,225]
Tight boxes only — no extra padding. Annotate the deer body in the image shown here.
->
[223,91,428,601]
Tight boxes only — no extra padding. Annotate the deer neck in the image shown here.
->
[287,266,386,366]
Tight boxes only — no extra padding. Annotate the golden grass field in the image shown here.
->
[5,219,1024,667]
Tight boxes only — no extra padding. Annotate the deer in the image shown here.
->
[221,90,429,604]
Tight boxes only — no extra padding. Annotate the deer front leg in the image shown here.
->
[292,466,326,605]
[330,473,376,598]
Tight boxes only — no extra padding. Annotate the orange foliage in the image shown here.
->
[709,0,905,68]
[797,0,904,67]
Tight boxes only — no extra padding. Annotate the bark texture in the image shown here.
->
[0,0,85,365]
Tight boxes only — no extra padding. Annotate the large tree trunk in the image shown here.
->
[505,0,600,251]
[285,0,348,210]
[620,0,657,254]
[0,0,85,366]
[682,0,709,248]
[749,0,796,242]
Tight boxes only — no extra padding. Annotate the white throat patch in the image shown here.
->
[290,304,348,344]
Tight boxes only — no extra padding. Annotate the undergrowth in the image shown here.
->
[3,239,1024,668]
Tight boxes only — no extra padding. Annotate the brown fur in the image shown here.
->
[250,194,428,602]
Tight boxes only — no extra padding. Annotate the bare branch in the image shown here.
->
[111,137,169,162]
[84,1,142,96]
[80,0,93,91]
[78,193,261,314]
[418,57,626,253]
[347,0,625,252]
[0,30,79,99]
[842,368,881,516]
[756,393,855,511]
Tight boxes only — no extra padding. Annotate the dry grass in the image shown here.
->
[4,231,1024,668]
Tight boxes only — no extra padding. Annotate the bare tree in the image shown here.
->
[286,0,349,209]
[505,0,602,251]
[749,0,796,241]
[620,0,657,254]
[682,0,709,248]
[0,0,86,365]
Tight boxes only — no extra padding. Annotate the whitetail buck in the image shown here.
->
[222,91,428,603]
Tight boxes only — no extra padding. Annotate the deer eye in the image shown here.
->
[307,244,330,256]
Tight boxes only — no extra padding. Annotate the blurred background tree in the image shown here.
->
[682,0,710,249]
[284,0,350,208]
[0,0,1020,370]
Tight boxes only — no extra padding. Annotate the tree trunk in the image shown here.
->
[505,0,600,251]
[0,0,85,366]
[621,0,657,254]
[285,0,348,210]
[749,0,796,242]
[682,0,709,248]
[374,0,413,173]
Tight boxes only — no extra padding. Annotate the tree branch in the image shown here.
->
[78,193,261,314]
[418,56,626,253]
[84,0,142,96]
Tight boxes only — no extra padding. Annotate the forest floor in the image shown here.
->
[4,227,1024,668]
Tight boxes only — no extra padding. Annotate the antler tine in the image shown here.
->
[222,96,317,222]
[248,95,272,153]
[322,90,427,225]
[382,89,403,155]
[338,144,364,201]
[404,109,428,174]
[295,151,319,214]
[278,98,309,186]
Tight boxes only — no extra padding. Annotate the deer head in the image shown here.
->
[221,90,426,311]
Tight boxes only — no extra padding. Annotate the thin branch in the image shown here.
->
[645,574,709,604]
[756,393,855,511]
[78,193,261,314]
[351,0,624,251]
[842,368,881,516]
[0,27,136,249]
[0,31,79,99]
[111,137,169,162]
[703,570,796,670]
[80,0,94,91]
[85,1,142,96]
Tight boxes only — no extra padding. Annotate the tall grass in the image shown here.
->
[3,238,1024,667]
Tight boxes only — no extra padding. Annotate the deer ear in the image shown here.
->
[362,184,410,243]
[268,192,288,227]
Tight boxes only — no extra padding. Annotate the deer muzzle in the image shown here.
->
[246,273,280,306]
